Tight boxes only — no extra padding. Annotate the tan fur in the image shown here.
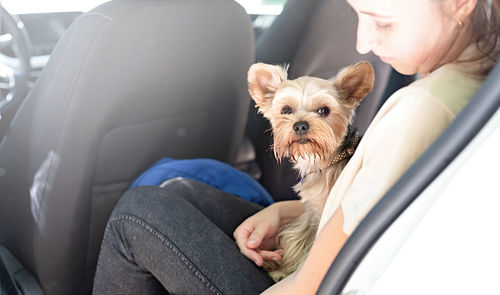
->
[247,62,375,282]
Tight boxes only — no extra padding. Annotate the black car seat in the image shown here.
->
[0,0,254,294]
[246,0,414,201]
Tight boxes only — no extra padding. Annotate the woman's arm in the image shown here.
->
[262,207,348,294]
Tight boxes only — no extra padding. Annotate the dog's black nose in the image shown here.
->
[293,121,309,135]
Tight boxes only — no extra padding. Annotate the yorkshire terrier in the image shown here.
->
[247,61,374,282]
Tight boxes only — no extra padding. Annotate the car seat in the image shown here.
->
[246,0,414,201]
[0,0,254,294]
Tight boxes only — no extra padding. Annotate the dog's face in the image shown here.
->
[248,62,374,165]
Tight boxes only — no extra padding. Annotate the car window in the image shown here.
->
[1,0,288,38]
[1,0,109,13]
[236,0,286,15]
[2,0,288,15]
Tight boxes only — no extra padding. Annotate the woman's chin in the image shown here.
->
[390,63,419,76]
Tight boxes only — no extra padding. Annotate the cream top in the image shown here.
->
[317,61,484,235]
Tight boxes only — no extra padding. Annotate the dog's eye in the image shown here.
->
[281,105,293,115]
[317,107,330,117]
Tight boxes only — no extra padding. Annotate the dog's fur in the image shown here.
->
[247,61,374,282]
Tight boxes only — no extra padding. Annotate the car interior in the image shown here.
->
[1,0,496,294]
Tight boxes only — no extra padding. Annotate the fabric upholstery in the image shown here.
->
[0,0,254,294]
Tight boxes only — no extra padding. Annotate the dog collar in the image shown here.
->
[300,130,360,181]
[328,134,359,166]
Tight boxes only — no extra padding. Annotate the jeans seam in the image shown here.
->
[113,214,223,295]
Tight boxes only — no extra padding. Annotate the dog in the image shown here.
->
[247,61,374,282]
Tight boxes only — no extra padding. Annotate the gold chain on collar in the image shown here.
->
[301,134,360,179]
[328,134,360,166]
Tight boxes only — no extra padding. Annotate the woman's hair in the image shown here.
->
[463,0,500,76]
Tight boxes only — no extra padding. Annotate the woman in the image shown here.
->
[93,0,499,294]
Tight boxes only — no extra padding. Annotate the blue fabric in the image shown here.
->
[131,158,274,206]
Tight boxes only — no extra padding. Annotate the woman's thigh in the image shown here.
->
[94,178,274,295]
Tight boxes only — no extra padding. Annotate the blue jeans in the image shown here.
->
[93,178,275,295]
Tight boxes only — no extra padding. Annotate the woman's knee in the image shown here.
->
[111,178,198,220]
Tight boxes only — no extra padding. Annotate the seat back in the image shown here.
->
[0,0,254,294]
[247,0,394,201]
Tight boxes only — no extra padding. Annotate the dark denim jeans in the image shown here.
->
[93,178,275,295]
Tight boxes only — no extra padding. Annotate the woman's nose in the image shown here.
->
[356,19,376,54]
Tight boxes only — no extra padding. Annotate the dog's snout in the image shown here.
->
[293,121,309,135]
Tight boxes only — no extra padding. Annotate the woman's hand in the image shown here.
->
[262,208,349,294]
[233,200,303,267]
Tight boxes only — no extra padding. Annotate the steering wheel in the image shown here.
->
[0,5,32,122]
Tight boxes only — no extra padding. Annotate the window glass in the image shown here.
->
[235,0,287,15]
[2,0,288,15]
[1,0,109,14]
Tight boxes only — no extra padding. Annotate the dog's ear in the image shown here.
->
[333,61,375,106]
[248,63,288,114]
